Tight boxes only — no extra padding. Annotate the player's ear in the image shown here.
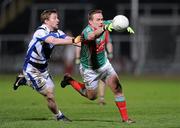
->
[44,19,49,24]
[89,20,92,25]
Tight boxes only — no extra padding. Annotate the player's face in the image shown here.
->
[46,13,59,30]
[89,13,104,28]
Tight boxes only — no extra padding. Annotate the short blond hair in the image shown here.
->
[88,9,103,21]
[40,9,58,23]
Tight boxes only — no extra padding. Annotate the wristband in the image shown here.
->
[72,38,75,43]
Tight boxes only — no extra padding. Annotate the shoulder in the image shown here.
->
[103,20,112,25]
[56,29,67,38]
[57,29,67,38]
[34,25,49,37]
[57,29,65,35]
[82,25,93,34]
[36,24,49,32]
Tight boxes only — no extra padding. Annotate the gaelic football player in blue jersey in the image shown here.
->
[13,9,82,122]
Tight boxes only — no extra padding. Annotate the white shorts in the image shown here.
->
[79,60,117,90]
[23,63,54,94]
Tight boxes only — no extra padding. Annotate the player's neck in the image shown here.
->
[45,24,55,32]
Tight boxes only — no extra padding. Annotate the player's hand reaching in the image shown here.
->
[104,23,113,32]
[73,35,83,44]
[127,27,135,34]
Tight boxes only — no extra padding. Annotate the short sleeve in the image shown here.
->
[34,29,67,41]
[107,33,112,43]
[34,29,49,41]
[57,30,67,39]
[104,20,112,25]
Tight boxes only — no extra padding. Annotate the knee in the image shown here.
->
[117,82,122,90]
[113,81,123,94]
[88,95,97,100]
[45,92,55,102]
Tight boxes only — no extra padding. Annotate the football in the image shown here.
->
[112,15,129,31]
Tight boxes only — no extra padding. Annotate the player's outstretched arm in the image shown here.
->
[87,23,114,40]
[88,27,104,40]
[45,35,83,45]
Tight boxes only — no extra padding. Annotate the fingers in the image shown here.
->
[74,35,84,43]
[127,27,135,34]
[104,23,113,32]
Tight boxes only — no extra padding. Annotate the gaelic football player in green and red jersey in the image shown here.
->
[61,9,135,124]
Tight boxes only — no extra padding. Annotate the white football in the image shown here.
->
[112,15,129,31]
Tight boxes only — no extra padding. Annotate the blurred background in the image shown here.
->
[0,0,180,76]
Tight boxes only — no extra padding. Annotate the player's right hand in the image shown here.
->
[104,23,113,32]
[73,35,83,44]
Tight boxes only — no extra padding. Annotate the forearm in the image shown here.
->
[45,36,73,45]
[88,27,104,40]
[106,42,113,54]
[106,42,113,59]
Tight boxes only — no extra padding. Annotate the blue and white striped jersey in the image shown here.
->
[23,24,67,71]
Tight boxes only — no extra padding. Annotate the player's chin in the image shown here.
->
[54,25,59,29]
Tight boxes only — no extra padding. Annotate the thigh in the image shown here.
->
[79,64,99,90]
[40,75,55,95]
[97,61,122,94]
[23,64,54,94]
[98,60,117,82]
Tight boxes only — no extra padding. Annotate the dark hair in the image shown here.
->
[88,9,103,20]
[40,9,58,23]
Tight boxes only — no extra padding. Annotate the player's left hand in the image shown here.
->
[104,23,113,32]
[73,35,83,44]
[127,27,135,34]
